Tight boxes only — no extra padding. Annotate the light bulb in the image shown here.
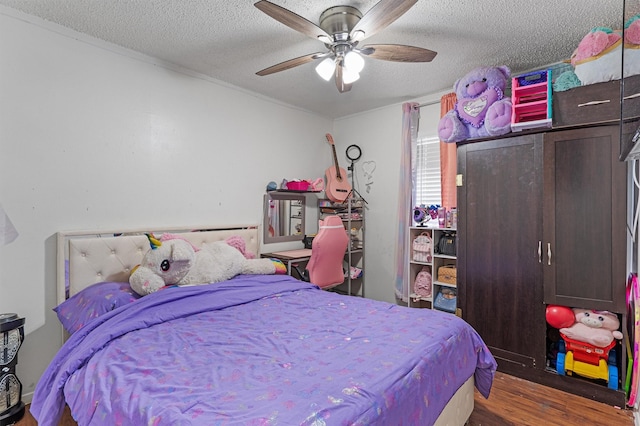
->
[344,51,365,74]
[351,30,365,42]
[342,67,360,84]
[315,57,336,81]
[317,35,333,44]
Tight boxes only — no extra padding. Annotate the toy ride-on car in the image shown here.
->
[556,334,618,390]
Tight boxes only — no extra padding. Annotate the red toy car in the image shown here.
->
[556,333,618,389]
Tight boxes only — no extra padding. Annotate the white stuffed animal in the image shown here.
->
[130,234,285,296]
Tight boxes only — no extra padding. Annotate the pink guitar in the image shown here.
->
[325,133,351,203]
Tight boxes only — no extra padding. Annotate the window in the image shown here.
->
[415,135,441,207]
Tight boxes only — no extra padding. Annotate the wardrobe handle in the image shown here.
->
[538,241,542,263]
[547,243,552,265]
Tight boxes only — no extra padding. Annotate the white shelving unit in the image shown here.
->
[289,199,303,236]
[408,226,458,315]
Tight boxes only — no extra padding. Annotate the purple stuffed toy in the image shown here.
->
[438,65,513,143]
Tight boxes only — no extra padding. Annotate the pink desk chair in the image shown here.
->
[296,215,348,289]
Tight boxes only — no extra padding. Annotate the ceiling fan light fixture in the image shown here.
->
[342,67,360,84]
[344,51,365,74]
[254,0,437,92]
[351,30,365,42]
[316,57,336,81]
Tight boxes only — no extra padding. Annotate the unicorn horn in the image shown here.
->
[145,233,162,250]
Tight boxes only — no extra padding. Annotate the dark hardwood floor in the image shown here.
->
[469,372,633,425]
[17,372,634,425]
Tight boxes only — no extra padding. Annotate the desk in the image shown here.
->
[262,249,312,278]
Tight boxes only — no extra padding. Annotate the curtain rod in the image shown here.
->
[415,99,440,108]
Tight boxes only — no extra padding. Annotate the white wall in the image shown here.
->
[0,8,333,399]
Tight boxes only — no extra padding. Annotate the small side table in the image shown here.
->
[262,249,312,280]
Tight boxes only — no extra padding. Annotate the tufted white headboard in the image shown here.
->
[56,225,260,306]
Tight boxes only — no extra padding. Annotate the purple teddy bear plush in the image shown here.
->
[438,65,513,143]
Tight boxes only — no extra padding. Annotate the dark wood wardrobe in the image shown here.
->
[457,124,627,406]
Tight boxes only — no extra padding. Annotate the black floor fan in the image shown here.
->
[0,313,25,426]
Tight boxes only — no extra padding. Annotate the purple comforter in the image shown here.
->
[32,275,496,425]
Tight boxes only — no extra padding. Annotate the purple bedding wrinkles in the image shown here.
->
[31,274,496,426]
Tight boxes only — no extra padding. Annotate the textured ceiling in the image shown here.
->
[0,0,628,119]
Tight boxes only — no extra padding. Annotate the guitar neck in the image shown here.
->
[331,144,343,180]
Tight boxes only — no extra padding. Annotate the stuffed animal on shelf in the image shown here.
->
[560,17,640,90]
[571,26,623,86]
[438,65,513,143]
[558,308,623,348]
[625,15,640,46]
[129,234,285,296]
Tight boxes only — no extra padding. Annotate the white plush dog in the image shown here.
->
[130,234,284,296]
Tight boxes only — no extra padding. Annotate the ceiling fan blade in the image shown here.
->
[256,52,326,76]
[350,0,417,41]
[361,44,437,62]
[335,64,352,93]
[255,0,331,41]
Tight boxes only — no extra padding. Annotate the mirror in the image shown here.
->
[263,192,306,244]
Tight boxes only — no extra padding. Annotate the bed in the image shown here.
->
[31,225,496,425]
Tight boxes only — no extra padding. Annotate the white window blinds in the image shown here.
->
[415,135,441,207]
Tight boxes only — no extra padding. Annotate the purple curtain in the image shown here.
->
[394,102,419,301]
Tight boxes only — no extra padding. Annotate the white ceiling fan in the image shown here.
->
[254,0,437,93]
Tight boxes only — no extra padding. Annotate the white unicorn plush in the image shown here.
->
[129,234,285,296]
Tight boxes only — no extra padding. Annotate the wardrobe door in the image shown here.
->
[458,134,545,369]
[542,125,627,312]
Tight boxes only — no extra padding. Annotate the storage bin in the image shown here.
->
[286,180,310,191]
[511,70,552,132]
[551,74,640,128]
[552,79,619,127]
